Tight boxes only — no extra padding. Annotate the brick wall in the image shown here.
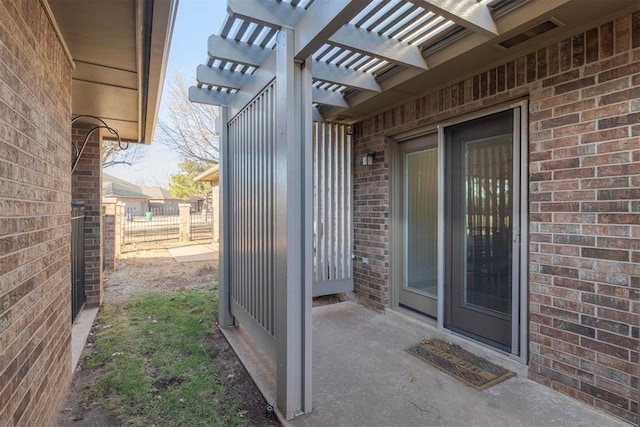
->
[102,200,125,268]
[0,1,73,426]
[353,12,639,424]
[72,124,103,307]
[353,134,390,308]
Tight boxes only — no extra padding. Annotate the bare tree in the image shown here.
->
[156,73,220,164]
[102,140,145,168]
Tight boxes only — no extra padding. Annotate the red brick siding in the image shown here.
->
[72,125,103,307]
[353,12,639,424]
[0,1,73,426]
[353,134,390,308]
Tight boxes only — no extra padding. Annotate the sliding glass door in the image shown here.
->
[445,109,517,350]
[394,107,523,355]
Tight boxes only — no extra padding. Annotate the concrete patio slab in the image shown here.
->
[168,243,217,263]
[222,301,628,427]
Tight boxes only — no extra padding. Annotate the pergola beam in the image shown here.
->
[227,0,304,28]
[312,59,381,92]
[312,105,324,122]
[294,0,365,60]
[208,35,272,67]
[320,67,425,122]
[405,0,498,37]
[196,64,251,90]
[188,86,236,106]
[225,0,430,70]
[312,86,348,108]
[329,24,428,70]
[193,50,278,118]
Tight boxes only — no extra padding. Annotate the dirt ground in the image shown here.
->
[56,241,280,427]
[102,242,218,305]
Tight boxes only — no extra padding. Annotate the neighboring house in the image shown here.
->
[191,0,639,423]
[103,174,184,215]
[194,165,220,242]
[103,173,150,216]
[141,186,184,212]
[0,1,176,425]
[189,195,207,213]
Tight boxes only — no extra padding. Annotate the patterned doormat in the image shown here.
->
[406,339,515,390]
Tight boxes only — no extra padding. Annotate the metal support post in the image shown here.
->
[218,107,234,328]
[274,26,305,420]
[301,56,314,415]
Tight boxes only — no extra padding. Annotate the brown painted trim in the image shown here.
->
[39,0,75,69]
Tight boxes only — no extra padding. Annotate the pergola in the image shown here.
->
[189,0,636,419]
[190,0,515,119]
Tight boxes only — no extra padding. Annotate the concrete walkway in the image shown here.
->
[224,301,628,427]
[70,307,98,371]
[168,243,217,263]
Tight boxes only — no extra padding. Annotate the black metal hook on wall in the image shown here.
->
[71,115,127,173]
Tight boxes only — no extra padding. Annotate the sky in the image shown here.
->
[106,0,227,187]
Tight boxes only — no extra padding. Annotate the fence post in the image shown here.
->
[179,203,191,242]
[212,185,219,243]
[102,202,116,271]
[115,202,124,258]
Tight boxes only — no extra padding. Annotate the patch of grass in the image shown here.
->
[84,286,247,426]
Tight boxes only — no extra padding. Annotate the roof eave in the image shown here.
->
[141,0,179,144]
[194,165,220,183]
[48,0,178,144]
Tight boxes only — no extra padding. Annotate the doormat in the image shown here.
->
[406,339,515,390]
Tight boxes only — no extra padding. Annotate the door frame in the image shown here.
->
[390,126,438,322]
[390,100,529,364]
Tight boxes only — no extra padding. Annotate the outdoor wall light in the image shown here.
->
[362,151,376,166]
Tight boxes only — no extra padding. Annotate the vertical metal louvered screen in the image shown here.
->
[228,83,276,343]
[312,122,353,297]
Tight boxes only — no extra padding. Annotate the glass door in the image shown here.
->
[398,134,438,317]
[445,109,517,350]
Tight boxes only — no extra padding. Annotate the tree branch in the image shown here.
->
[102,140,145,169]
[157,72,220,164]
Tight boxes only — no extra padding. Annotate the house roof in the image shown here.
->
[141,187,182,200]
[190,0,639,122]
[103,174,183,201]
[102,173,149,199]
[194,165,220,184]
[48,0,178,143]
